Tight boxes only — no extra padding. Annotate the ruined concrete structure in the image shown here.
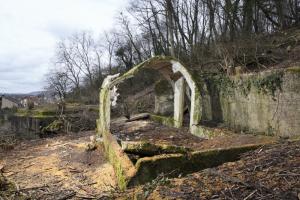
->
[99,56,300,138]
[98,56,300,141]
[98,56,202,137]
[97,56,300,189]
[97,56,203,189]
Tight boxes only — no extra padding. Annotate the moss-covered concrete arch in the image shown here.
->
[98,56,202,136]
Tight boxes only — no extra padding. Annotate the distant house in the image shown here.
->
[20,96,40,108]
[0,95,19,109]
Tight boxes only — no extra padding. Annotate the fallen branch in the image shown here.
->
[19,185,48,191]
[243,189,257,200]
[126,113,150,122]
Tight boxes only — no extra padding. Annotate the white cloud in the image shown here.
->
[0,0,128,93]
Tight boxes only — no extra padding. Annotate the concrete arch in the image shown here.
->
[98,56,202,136]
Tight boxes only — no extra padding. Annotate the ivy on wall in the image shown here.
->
[197,71,284,100]
[251,71,284,98]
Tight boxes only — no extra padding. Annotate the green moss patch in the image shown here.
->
[102,132,137,190]
[150,114,174,127]
[251,71,284,97]
[41,119,64,134]
[287,66,300,74]
[154,79,172,96]
[0,173,26,199]
[191,126,225,139]
[201,70,284,99]
[121,141,192,156]
[15,108,56,118]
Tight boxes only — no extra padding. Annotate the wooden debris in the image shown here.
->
[19,185,48,191]
[125,113,150,122]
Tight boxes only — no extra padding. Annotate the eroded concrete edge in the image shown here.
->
[102,132,137,190]
[128,143,268,186]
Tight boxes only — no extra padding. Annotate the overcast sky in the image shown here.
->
[0,0,128,94]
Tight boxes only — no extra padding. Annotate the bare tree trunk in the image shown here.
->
[243,0,254,37]
[166,0,175,57]
[275,0,289,29]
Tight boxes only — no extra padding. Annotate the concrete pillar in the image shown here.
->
[174,77,185,128]
[98,88,111,136]
[190,87,201,130]
[98,73,120,136]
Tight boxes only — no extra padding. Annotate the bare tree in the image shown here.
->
[45,70,69,102]
[104,31,117,74]
[166,0,175,57]
[56,39,81,94]
[55,31,103,99]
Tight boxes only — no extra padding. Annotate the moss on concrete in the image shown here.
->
[102,132,137,190]
[41,119,64,133]
[150,114,174,127]
[154,79,172,96]
[287,66,300,74]
[110,56,175,87]
[251,71,284,97]
[121,141,192,156]
[191,125,225,139]
[129,153,185,186]
[191,89,201,127]
[98,85,110,136]
[200,69,285,100]
[129,143,265,186]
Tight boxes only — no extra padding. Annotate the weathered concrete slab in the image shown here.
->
[150,114,174,127]
[128,143,266,186]
[121,141,192,156]
[102,132,136,190]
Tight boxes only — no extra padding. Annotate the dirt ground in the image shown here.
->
[111,120,277,151]
[0,131,117,199]
[117,140,300,200]
[0,119,284,200]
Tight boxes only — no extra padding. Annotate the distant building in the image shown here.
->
[0,95,19,109]
[20,96,40,108]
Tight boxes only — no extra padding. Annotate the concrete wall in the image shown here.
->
[202,67,300,137]
[154,79,174,116]
[1,98,18,109]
